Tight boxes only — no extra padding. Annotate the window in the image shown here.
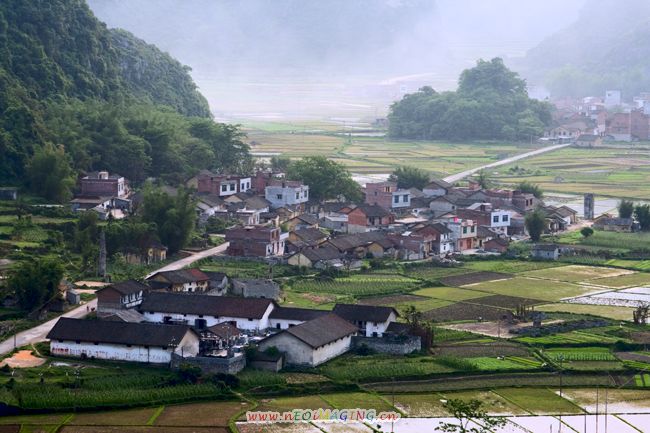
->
[493,215,499,223]
[502,215,509,222]
[463,227,467,234]
[221,185,227,192]
[126,344,132,348]
[230,184,236,191]
[248,318,253,321]
[276,194,282,200]
[276,323,281,329]
[94,342,99,345]
[76,340,81,344]
[394,196,399,204]
[296,192,300,199]
[403,195,408,202]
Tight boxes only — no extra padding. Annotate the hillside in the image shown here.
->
[520,0,650,97]
[0,0,249,195]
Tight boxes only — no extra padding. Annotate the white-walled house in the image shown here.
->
[265,181,309,209]
[423,179,452,197]
[47,318,199,364]
[139,292,276,332]
[332,304,398,337]
[268,306,328,330]
[258,314,358,367]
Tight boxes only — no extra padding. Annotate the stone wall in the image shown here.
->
[171,353,246,374]
[352,335,421,355]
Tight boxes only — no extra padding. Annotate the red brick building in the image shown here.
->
[80,171,128,198]
[346,204,394,233]
[197,172,252,197]
[225,225,285,257]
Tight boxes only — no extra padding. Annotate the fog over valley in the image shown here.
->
[88,0,585,120]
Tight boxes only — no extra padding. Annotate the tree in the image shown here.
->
[635,204,650,231]
[389,166,430,189]
[525,209,546,242]
[74,211,100,273]
[286,156,362,202]
[26,144,75,203]
[141,185,196,253]
[619,199,635,219]
[270,156,291,172]
[9,259,64,311]
[580,227,594,238]
[475,170,492,189]
[517,181,543,199]
[437,399,506,433]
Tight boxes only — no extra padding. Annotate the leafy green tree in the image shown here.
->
[389,166,429,189]
[287,156,362,202]
[437,399,506,433]
[525,209,546,242]
[141,185,196,253]
[517,181,544,199]
[26,144,75,203]
[270,156,292,172]
[9,259,64,311]
[619,199,634,219]
[635,204,650,231]
[188,120,253,175]
[74,211,100,273]
[580,227,594,238]
[475,170,492,189]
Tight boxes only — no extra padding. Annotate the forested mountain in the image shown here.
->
[520,0,650,97]
[388,58,552,141]
[0,0,249,200]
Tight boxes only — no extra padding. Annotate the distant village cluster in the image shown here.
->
[544,90,650,145]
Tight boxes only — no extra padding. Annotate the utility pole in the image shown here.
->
[98,230,107,280]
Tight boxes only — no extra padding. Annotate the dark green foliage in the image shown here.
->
[580,227,594,238]
[25,144,75,203]
[270,156,292,172]
[517,181,544,199]
[8,258,64,310]
[286,156,362,202]
[74,211,100,272]
[388,58,552,141]
[635,204,650,231]
[141,185,196,253]
[0,0,241,196]
[389,165,430,189]
[175,364,202,384]
[437,398,507,433]
[619,199,634,219]
[475,170,492,189]
[525,209,546,242]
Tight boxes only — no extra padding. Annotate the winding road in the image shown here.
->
[0,242,230,356]
[442,142,572,183]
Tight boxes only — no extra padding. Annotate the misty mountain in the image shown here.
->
[521,0,650,98]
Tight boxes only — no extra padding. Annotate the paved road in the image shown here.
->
[442,143,572,184]
[0,242,229,356]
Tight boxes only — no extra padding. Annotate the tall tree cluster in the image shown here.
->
[388,58,552,141]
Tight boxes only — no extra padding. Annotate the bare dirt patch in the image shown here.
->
[0,350,45,368]
[432,342,530,357]
[441,271,512,287]
[423,303,510,322]
[441,320,563,339]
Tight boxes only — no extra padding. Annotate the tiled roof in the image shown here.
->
[140,292,274,319]
[333,303,398,323]
[279,314,358,348]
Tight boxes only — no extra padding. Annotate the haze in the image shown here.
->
[88,0,586,120]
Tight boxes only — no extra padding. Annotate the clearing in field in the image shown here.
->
[521,265,629,283]
[319,392,395,412]
[463,260,565,274]
[442,390,528,415]
[412,286,490,302]
[536,303,635,321]
[387,393,449,417]
[465,276,602,301]
[588,272,650,289]
[559,389,650,413]
[493,388,583,414]
[423,302,510,322]
[440,271,512,287]
[467,294,545,308]
[432,342,530,358]
[68,408,157,426]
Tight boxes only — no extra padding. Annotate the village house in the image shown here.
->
[230,278,280,300]
[203,271,229,295]
[605,110,650,142]
[593,217,634,233]
[201,322,243,352]
[146,269,211,293]
[287,244,346,269]
[422,179,452,198]
[47,318,199,364]
[196,194,226,219]
[574,134,602,147]
[428,196,458,216]
[265,180,309,209]
[512,191,536,213]
[531,244,561,260]
[139,292,276,332]
[364,181,411,211]
[440,217,478,251]
[0,187,18,201]
[268,306,328,330]
[457,204,511,234]
[197,171,252,197]
[225,225,285,257]
[284,213,319,231]
[96,280,149,316]
[484,237,510,253]
[327,231,395,259]
[257,314,358,367]
[80,171,129,198]
[287,227,329,251]
[70,196,131,220]
[418,223,455,255]
[346,204,395,233]
[124,241,168,266]
[332,304,398,337]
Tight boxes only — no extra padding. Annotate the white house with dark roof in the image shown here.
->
[96,280,149,315]
[47,318,199,364]
[268,306,329,330]
[258,314,358,366]
[139,292,276,332]
[332,304,398,337]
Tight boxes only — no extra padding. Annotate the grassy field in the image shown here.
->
[463,276,597,301]
[489,144,650,199]
[493,388,584,414]
[589,272,650,289]
[319,392,395,412]
[521,264,628,283]
[320,354,456,382]
[537,303,635,321]
[289,273,421,297]
[557,230,650,252]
